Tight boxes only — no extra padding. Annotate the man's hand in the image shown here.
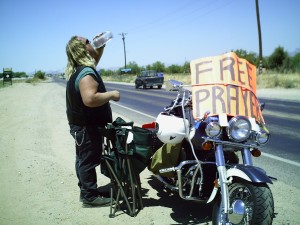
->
[110,90,120,101]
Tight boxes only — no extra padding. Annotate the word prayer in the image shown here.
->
[190,52,261,121]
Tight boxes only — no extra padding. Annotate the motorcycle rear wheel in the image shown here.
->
[212,180,274,225]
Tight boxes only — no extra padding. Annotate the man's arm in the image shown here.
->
[79,75,120,108]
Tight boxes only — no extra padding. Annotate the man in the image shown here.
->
[65,34,120,207]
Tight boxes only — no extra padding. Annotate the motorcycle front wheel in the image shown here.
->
[212,180,274,225]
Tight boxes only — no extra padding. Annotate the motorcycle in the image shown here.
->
[145,52,275,225]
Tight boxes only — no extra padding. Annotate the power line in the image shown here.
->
[123,0,235,44]
[126,0,195,33]
[126,0,225,34]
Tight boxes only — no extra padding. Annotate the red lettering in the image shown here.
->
[212,86,225,114]
[195,61,213,84]
[242,91,250,117]
[237,60,246,86]
[220,57,235,81]
[246,62,254,90]
[195,89,210,117]
[227,85,239,115]
[249,91,256,118]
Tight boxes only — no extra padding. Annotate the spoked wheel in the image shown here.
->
[212,180,274,225]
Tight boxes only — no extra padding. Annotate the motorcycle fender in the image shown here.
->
[227,165,273,184]
[207,165,273,204]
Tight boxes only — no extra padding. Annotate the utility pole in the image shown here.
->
[256,0,263,74]
[119,33,127,69]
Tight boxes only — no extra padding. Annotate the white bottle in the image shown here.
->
[92,31,113,48]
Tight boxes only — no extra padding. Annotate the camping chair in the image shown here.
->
[100,117,153,217]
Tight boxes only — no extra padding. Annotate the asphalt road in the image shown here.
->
[54,78,300,223]
[104,82,300,189]
[55,77,300,187]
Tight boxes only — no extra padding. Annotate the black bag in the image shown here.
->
[127,126,154,174]
[101,117,154,177]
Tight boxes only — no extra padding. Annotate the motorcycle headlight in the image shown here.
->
[255,131,270,145]
[205,122,221,137]
[227,116,251,142]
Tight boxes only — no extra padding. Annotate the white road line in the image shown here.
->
[111,101,156,120]
[261,152,300,167]
[111,102,300,167]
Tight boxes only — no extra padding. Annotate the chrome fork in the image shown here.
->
[215,144,231,224]
[241,147,253,166]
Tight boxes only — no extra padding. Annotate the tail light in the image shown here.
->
[142,122,157,129]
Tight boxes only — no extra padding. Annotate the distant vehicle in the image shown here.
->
[121,68,132,74]
[135,70,164,89]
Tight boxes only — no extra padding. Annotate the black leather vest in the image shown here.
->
[66,66,112,126]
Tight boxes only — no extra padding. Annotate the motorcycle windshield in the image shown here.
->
[190,52,264,123]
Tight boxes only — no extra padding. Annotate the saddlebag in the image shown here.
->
[148,143,182,178]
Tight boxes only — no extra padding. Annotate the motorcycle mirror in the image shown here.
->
[260,103,265,111]
[166,79,183,91]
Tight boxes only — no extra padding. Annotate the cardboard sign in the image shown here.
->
[190,52,264,123]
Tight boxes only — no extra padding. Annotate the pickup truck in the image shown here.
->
[135,70,164,89]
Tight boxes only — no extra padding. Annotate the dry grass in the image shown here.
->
[102,72,300,89]
[257,73,300,89]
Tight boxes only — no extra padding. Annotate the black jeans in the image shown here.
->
[70,124,103,201]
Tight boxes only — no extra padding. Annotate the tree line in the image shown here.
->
[0,70,46,79]
[1,46,299,78]
[101,46,300,76]
[234,47,300,73]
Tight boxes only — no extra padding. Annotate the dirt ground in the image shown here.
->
[0,80,299,225]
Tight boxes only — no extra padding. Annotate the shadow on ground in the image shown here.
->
[142,176,213,225]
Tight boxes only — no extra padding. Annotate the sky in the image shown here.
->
[0,0,299,74]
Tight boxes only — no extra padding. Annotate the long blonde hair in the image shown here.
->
[65,36,96,80]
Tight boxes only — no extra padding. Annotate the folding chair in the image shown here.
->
[100,118,153,217]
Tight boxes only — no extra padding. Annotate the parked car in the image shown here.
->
[135,70,164,89]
